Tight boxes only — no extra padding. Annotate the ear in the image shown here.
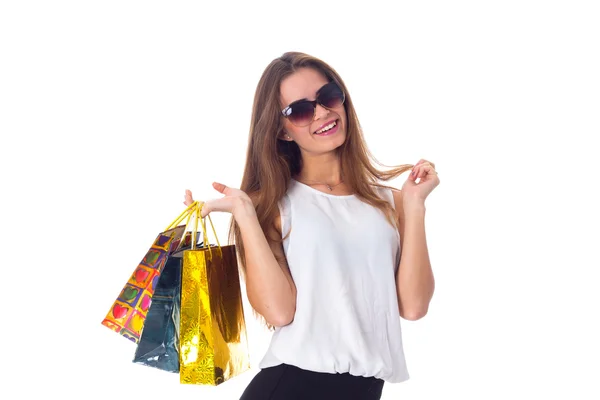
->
[279,131,293,142]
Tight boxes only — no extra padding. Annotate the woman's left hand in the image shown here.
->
[401,159,440,210]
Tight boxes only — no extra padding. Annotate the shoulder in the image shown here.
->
[372,184,404,220]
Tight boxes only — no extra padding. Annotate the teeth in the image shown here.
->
[315,121,337,134]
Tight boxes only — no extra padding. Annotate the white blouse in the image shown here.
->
[258,179,410,383]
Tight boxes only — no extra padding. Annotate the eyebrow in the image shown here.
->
[289,82,330,104]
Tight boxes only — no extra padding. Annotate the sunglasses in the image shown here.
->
[281,81,346,127]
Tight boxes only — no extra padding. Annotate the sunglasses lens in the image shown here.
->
[283,82,345,126]
[319,82,345,109]
[287,101,315,126]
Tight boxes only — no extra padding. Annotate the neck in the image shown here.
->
[295,153,343,184]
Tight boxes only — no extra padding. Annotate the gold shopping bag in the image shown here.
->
[179,201,251,385]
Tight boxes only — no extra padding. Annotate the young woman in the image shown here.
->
[184,51,439,400]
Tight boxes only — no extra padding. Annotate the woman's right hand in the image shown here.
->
[183,183,253,219]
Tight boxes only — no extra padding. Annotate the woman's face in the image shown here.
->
[279,67,347,154]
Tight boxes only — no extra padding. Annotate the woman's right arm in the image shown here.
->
[185,185,297,327]
[234,198,297,327]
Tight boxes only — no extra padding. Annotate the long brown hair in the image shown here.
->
[228,51,412,327]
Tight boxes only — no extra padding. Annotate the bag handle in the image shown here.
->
[164,201,199,232]
[192,201,223,259]
[159,201,199,253]
[164,201,223,258]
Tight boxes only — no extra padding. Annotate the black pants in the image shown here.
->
[239,364,385,400]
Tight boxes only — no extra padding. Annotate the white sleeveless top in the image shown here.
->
[258,179,410,383]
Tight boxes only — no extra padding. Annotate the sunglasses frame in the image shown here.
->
[281,81,346,127]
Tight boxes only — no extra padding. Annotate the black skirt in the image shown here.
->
[239,363,385,400]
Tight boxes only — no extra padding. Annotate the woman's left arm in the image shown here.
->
[393,159,440,320]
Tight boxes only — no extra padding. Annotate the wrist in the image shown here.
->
[403,202,426,218]
[233,197,257,223]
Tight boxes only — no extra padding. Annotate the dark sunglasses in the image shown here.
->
[281,81,345,127]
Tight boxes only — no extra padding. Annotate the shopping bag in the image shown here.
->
[179,201,251,385]
[101,203,198,343]
[131,254,182,372]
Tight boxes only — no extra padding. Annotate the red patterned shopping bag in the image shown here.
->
[101,203,198,343]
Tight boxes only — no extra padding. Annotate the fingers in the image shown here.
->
[411,160,438,180]
[212,182,227,193]
[413,164,426,180]
[413,159,435,169]
[183,189,194,206]
[184,182,241,218]
[200,202,210,218]
[213,181,238,196]
[411,160,426,179]
[411,163,422,180]
[419,165,434,179]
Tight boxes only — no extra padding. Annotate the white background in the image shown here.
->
[1,1,599,399]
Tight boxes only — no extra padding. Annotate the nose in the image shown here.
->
[314,103,330,120]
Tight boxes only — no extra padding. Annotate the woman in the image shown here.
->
[184,51,439,399]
